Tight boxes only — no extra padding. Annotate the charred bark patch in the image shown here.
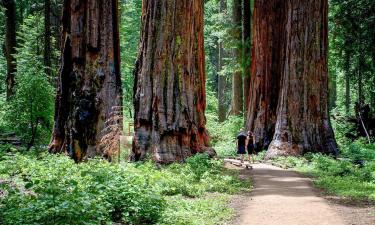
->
[49,0,123,162]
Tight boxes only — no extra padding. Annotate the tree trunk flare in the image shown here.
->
[49,0,123,162]
[2,0,17,100]
[245,0,283,146]
[242,0,251,116]
[231,0,243,115]
[267,0,338,158]
[44,0,52,80]
[218,0,227,122]
[132,0,215,164]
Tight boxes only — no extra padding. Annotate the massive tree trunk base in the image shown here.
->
[132,0,215,164]
[266,141,302,159]
[266,137,339,159]
[49,0,122,162]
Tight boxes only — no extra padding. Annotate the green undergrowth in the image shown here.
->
[271,141,375,201]
[0,151,250,225]
[206,115,244,158]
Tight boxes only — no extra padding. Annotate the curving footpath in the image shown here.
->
[234,163,346,225]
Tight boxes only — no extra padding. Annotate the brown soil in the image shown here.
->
[226,162,375,225]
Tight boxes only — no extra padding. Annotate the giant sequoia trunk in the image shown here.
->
[267,0,338,158]
[132,0,215,163]
[49,0,123,161]
[2,0,17,100]
[231,0,243,115]
[245,0,283,146]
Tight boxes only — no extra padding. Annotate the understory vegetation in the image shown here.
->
[0,152,250,225]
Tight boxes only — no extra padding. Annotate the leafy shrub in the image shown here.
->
[206,115,244,157]
[0,154,165,224]
[0,153,248,224]
[3,15,54,147]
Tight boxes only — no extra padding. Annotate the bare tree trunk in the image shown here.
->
[44,0,52,80]
[358,53,365,104]
[267,0,338,158]
[218,0,227,122]
[2,0,17,100]
[49,0,123,162]
[245,0,283,146]
[132,0,215,163]
[344,49,351,115]
[242,0,251,116]
[231,0,243,115]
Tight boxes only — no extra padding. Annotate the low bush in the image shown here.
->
[0,152,249,225]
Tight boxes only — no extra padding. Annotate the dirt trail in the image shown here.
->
[230,162,346,225]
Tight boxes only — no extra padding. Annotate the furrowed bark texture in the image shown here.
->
[246,0,283,146]
[132,0,215,163]
[231,0,243,115]
[49,0,123,161]
[2,0,17,100]
[267,0,338,158]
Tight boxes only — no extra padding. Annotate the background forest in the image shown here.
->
[0,0,374,224]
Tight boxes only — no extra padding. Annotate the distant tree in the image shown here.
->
[231,0,243,115]
[44,0,52,80]
[242,0,251,116]
[218,0,228,122]
[1,0,17,99]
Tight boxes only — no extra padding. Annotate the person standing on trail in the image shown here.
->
[246,131,256,163]
[236,128,247,163]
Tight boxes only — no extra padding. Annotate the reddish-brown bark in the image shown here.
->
[2,0,17,100]
[267,0,338,158]
[49,0,123,162]
[132,0,215,163]
[245,0,283,147]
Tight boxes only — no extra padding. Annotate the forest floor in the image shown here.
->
[226,161,375,225]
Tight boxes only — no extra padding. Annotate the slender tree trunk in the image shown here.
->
[245,0,283,146]
[2,0,17,100]
[49,0,123,162]
[218,0,227,122]
[267,0,338,158]
[242,0,251,116]
[329,68,337,110]
[358,53,365,103]
[231,0,243,115]
[44,0,52,80]
[344,49,351,115]
[132,0,215,163]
